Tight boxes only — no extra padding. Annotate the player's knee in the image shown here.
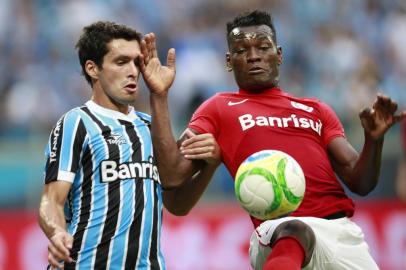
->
[271,220,315,267]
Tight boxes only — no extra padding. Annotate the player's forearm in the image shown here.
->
[150,93,197,188]
[38,196,67,239]
[349,133,384,196]
[163,163,218,215]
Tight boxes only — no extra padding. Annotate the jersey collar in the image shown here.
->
[238,87,284,96]
[86,100,138,122]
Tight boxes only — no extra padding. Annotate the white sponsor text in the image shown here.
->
[238,113,322,135]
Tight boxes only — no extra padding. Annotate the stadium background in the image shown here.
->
[0,0,405,269]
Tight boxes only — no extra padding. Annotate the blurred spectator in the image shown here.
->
[1,0,406,136]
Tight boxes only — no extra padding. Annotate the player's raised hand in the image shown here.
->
[180,130,221,166]
[360,93,406,140]
[48,230,74,269]
[140,33,176,95]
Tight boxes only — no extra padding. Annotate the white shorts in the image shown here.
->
[249,216,379,270]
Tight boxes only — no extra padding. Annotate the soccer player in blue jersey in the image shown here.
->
[38,21,220,270]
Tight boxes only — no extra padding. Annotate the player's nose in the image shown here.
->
[128,61,140,78]
[247,47,260,62]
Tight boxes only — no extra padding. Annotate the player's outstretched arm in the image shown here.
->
[140,33,205,189]
[328,94,406,196]
[38,181,74,268]
[163,131,221,215]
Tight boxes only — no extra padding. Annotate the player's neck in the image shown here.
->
[91,95,130,115]
[239,86,281,95]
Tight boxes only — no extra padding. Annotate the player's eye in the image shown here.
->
[116,59,127,65]
[235,48,246,54]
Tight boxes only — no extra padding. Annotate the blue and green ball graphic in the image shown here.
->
[235,150,305,220]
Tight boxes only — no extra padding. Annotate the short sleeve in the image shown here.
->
[188,95,220,138]
[44,110,87,184]
[319,102,346,146]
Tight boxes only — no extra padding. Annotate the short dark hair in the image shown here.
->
[75,21,142,86]
[226,10,277,44]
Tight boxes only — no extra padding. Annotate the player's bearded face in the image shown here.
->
[98,39,141,106]
[227,25,281,91]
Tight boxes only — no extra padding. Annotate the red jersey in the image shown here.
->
[189,87,355,227]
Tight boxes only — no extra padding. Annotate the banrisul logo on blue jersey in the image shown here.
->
[100,156,160,183]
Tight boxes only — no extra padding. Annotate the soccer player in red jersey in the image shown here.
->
[144,10,406,270]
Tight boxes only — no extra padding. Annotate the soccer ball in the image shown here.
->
[235,150,305,220]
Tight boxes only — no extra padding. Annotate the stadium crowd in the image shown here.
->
[1,0,405,203]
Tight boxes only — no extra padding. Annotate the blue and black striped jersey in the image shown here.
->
[44,100,166,270]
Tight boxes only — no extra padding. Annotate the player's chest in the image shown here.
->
[86,122,148,154]
[219,99,323,137]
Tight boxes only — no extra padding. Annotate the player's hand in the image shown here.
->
[360,93,406,140]
[180,130,221,166]
[140,32,175,96]
[47,230,74,269]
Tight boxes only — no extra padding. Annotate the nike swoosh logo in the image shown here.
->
[228,99,248,106]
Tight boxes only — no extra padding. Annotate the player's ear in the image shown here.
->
[85,60,100,80]
[277,46,283,65]
[226,53,232,72]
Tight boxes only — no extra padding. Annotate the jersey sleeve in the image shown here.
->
[319,101,346,146]
[188,95,220,137]
[44,110,88,184]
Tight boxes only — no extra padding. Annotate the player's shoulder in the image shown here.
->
[204,91,242,103]
[48,106,87,134]
[68,105,88,116]
[216,91,239,98]
[58,105,87,122]
[286,90,320,103]
[194,91,240,110]
[134,111,151,124]
[287,92,331,112]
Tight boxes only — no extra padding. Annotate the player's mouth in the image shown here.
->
[124,83,138,93]
[248,67,266,75]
